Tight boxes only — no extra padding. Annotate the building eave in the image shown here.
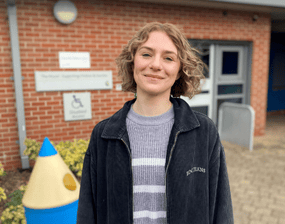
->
[127,0,285,20]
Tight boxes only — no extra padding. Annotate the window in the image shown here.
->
[222,52,239,75]
[218,85,243,95]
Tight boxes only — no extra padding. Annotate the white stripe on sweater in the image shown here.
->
[134,210,166,219]
[134,185,165,193]
[132,158,165,166]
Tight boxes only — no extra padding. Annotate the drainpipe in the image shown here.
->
[7,0,29,169]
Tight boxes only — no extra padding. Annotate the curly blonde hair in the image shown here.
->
[116,22,206,99]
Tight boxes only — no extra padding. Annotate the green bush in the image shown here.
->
[0,164,26,224]
[0,162,6,177]
[4,186,26,208]
[0,187,7,202]
[55,139,89,177]
[24,138,89,177]
[0,162,7,202]
[1,186,27,224]
[23,139,41,161]
[1,204,26,224]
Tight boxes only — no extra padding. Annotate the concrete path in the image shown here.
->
[223,115,285,224]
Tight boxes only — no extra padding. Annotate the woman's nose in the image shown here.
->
[149,56,162,71]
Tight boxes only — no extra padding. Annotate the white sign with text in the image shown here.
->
[35,71,112,91]
[59,52,90,68]
[63,92,92,121]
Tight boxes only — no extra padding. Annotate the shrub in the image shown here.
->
[4,185,26,208]
[0,162,7,202]
[55,139,89,177]
[0,187,7,202]
[1,185,27,224]
[0,162,6,176]
[23,139,41,161]
[24,138,89,177]
[1,204,26,224]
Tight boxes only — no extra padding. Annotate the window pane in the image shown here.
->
[272,51,285,90]
[222,52,239,75]
[191,106,208,116]
[201,49,210,78]
[218,85,243,95]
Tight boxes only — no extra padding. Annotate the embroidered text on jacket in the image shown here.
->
[186,167,206,176]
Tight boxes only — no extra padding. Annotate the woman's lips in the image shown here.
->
[144,75,163,79]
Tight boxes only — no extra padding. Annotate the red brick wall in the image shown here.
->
[267,110,285,116]
[0,1,22,170]
[0,0,271,170]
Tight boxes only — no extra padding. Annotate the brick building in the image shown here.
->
[1,0,285,170]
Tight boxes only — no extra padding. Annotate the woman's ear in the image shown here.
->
[176,64,183,80]
[176,74,180,81]
[176,70,182,80]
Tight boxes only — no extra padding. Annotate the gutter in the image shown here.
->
[7,0,29,169]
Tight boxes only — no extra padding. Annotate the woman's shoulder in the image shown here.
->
[192,110,219,137]
[90,105,126,137]
[193,110,215,126]
[91,117,111,136]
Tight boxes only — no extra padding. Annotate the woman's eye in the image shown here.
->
[165,57,173,61]
[142,53,151,57]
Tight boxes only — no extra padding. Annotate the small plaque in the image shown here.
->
[59,52,90,68]
[116,84,122,91]
[63,92,92,121]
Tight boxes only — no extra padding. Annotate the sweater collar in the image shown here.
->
[101,97,200,139]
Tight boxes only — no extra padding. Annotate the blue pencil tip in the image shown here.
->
[38,137,58,157]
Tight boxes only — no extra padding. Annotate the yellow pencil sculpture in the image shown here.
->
[22,137,80,224]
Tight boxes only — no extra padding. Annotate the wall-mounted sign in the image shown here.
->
[35,71,112,92]
[59,52,90,68]
[63,92,92,121]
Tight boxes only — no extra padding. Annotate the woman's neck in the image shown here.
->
[132,94,172,117]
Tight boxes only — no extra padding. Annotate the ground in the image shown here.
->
[223,115,285,224]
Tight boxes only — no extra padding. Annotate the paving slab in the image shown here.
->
[223,115,285,224]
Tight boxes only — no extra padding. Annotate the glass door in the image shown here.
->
[213,45,248,124]
[184,41,250,125]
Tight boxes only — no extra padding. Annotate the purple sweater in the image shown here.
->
[126,105,174,224]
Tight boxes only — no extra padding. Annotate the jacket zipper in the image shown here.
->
[121,138,134,224]
[165,131,181,224]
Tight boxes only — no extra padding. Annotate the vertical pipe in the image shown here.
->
[7,0,29,169]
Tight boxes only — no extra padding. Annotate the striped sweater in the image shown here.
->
[126,105,174,224]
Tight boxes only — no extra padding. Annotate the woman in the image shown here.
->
[77,22,234,224]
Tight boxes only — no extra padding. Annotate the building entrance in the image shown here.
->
[182,41,251,125]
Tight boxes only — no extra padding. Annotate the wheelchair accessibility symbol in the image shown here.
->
[71,95,84,109]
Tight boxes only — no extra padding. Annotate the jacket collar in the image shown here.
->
[101,97,200,140]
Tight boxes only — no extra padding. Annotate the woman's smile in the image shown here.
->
[144,74,164,80]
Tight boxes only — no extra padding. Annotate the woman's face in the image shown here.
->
[133,31,181,99]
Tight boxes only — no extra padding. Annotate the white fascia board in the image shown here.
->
[210,0,285,8]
